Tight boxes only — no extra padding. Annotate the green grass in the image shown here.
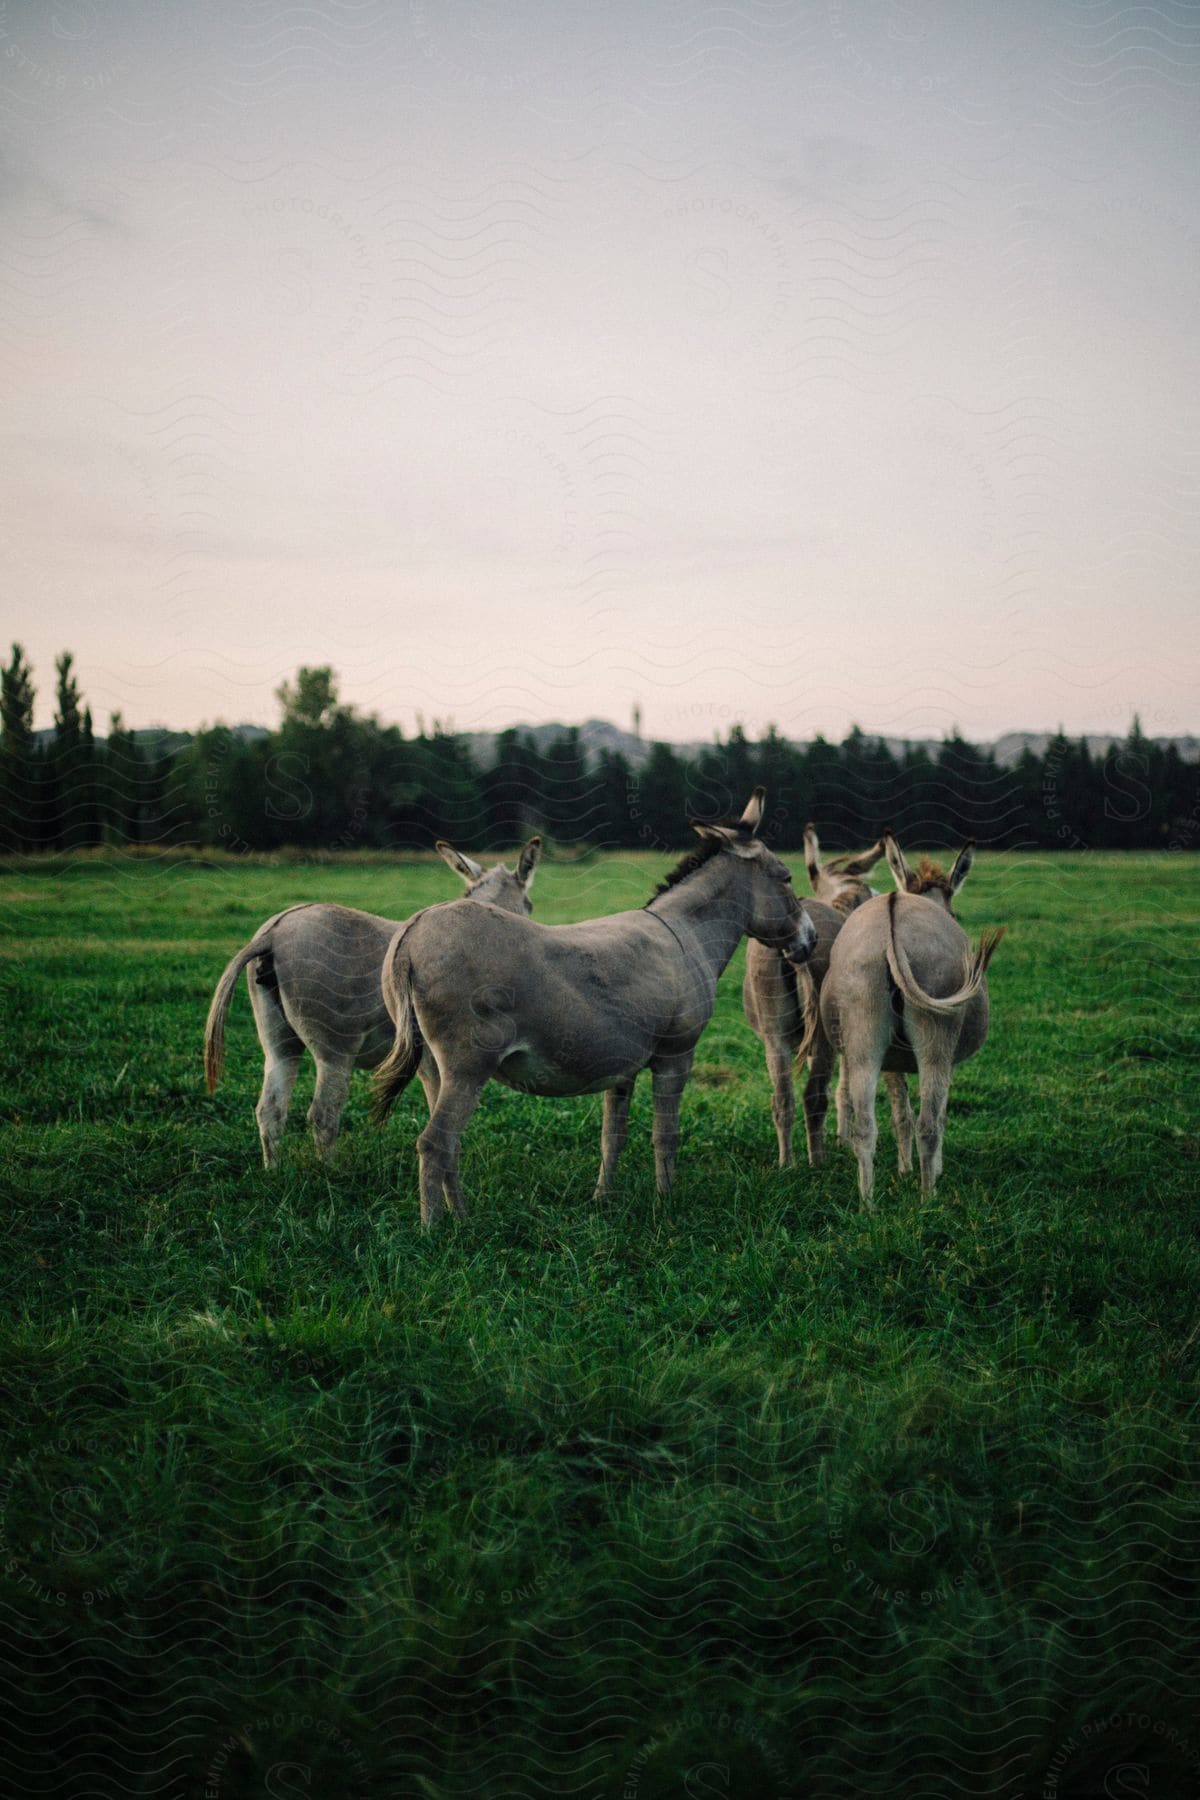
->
[1,849,1198,1798]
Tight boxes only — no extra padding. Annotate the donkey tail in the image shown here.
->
[885,890,1005,1017]
[372,926,424,1124]
[204,933,271,1093]
[792,960,823,1066]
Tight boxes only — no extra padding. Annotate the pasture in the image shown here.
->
[1,849,1198,1797]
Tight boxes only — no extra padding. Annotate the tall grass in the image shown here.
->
[0,851,1197,1797]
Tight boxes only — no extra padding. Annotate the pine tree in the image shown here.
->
[541,727,589,842]
[801,735,843,843]
[105,712,144,844]
[1,644,37,851]
[51,652,87,847]
[1103,718,1155,847]
[595,747,636,848]
[632,741,688,850]
[54,652,83,744]
[757,726,802,845]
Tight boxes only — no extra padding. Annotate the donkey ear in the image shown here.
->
[691,820,739,845]
[436,840,484,884]
[692,820,759,858]
[949,841,975,895]
[516,835,542,888]
[802,823,821,888]
[738,787,766,833]
[883,829,916,893]
[838,837,886,877]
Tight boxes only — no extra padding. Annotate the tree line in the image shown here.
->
[1,648,1195,854]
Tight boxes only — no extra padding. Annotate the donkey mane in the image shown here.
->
[913,856,953,898]
[646,827,744,903]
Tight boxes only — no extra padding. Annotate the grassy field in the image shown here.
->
[1,848,1198,1798]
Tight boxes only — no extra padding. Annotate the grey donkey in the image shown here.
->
[820,831,1005,1205]
[204,837,542,1166]
[744,825,910,1168]
[373,789,817,1226]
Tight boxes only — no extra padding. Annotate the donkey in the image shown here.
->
[743,827,909,1169]
[819,831,1005,1205]
[204,837,542,1168]
[373,789,817,1226]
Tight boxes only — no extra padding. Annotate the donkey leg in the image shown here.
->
[845,1060,882,1209]
[835,1062,852,1146]
[441,1143,470,1222]
[416,1051,440,1119]
[765,1039,796,1168]
[308,1058,353,1158]
[884,1072,915,1175]
[594,1079,634,1198]
[802,1030,835,1169]
[256,1053,302,1169]
[415,1053,466,1218]
[650,1052,695,1194]
[249,976,305,1170]
[915,1062,951,1197]
[415,1075,486,1228]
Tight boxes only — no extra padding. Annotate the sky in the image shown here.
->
[4,0,1199,743]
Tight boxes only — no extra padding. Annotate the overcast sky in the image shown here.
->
[4,0,1199,742]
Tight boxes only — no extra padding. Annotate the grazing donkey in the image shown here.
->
[373,789,817,1226]
[743,827,910,1168]
[819,831,1005,1205]
[204,837,542,1167]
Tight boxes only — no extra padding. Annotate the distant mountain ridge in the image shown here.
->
[448,720,1200,769]
[31,718,1199,766]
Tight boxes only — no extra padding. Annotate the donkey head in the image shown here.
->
[883,829,974,914]
[803,822,886,913]
[437,835,542,915]
[692,789,818,963]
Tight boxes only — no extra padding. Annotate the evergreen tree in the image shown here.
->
[1102,718,1156,848]
[142,736,192,846]
[482,728,545,844]
[0,643,36,851]
[721,723,756,814]
[839,725,899,844]
[541,727,590,842]
[631,741,689,849]
[80,706,103,846]
[54,653,83,743]
[1162,743,1199,851]
[418,729,486,845]
[1011,747,1047,847]
[105,713,144,844]
[690,737,736,824]
[595,747,636,848]
[757,726,802,845]
[800,735,844,842]
[51,652,88,848]
[272,666,378,849]
[935,731,1009,847]
[898,741,938,848]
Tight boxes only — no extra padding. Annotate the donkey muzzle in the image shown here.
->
[782,908,818,967]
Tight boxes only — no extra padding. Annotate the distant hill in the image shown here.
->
[457,718,709,770]
[452,721,1200,770]
[988,730,1200,766]
[29,718,1199,765]
[32,724,268,753]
